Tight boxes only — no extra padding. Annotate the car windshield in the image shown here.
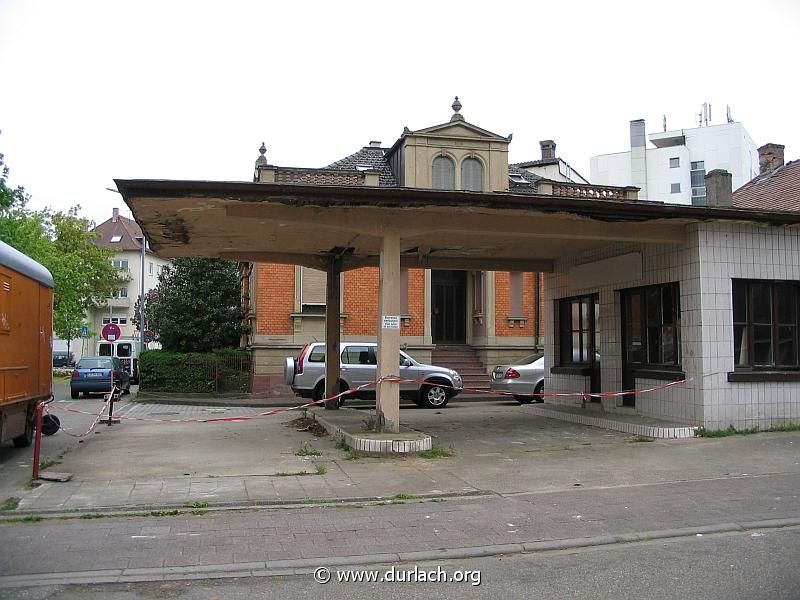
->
[77,359,113,369]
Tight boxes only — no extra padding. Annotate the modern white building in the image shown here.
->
[590,118,759,205]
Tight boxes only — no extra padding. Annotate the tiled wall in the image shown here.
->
[545,221,800,428]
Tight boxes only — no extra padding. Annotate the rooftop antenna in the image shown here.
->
[726,105,734,123]
[697,104,704,127]
[663,114,667,132]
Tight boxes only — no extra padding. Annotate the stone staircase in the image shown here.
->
[431,344,490,391]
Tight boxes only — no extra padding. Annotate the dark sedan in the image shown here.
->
[70,357,131,399]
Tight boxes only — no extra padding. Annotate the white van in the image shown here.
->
[97,340,139,383]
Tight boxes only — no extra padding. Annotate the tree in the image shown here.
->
[133,288,159,334]
[147,258,245,352]
[1,145,122,353]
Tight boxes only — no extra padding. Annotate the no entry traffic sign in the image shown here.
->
[101,322,121,342]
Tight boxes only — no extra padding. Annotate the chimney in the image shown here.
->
[705,169,732,207]
[758,143,785,175]
[629,119,646,149]
[540,140,556,160]
[369,140,382,148]
[112,207,119,222]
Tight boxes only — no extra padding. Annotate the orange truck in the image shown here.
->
[0,240,54,447]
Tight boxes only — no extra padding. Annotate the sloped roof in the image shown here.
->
[92,214,144,251]
[733,160,800,211]
[508,164,541,194]
[326,146,398,186]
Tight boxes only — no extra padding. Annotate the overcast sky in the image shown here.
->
[1,0,798,227]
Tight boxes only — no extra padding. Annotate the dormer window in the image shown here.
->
[110,235,122,243]
[461,158,484,192]
[432,156,455,190]
[509,173,528,184]
[355,164,372,171]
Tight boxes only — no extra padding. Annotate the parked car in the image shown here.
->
[70,356,131,399]
[52,350,74,368]
[284,342,463,408]
[490,353,545,404]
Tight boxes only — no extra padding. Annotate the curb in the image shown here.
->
[1,490,493,520]
[2,518,798,588]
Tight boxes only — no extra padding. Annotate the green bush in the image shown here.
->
[138,349,251,394]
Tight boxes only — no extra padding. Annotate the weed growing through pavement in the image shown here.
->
[315,464,327,475]
[79,513,105,519]
[769,422,800,432]
[295,442,322,457]
[0,497,19,511]
[362,414,388,433]
[419,445,453,459]
[335,436,351,451]
[272,470,311,477]
[696,425,762,437]
[392,493,418,500]
[185,501,210,509]
[627,436,656,443]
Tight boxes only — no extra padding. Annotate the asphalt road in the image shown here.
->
[4,526,798,599]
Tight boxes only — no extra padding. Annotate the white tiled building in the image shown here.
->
[547,145,800,429]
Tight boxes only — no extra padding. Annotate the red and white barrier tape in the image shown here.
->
[47,378,685,425]
[48,386,120,437]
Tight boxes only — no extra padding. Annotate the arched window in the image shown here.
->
[461,157,484,192]
[432,156,455,190]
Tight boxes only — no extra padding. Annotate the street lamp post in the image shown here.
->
[135,235,146,356]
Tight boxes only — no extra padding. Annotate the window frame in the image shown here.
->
[432,155,455,190]
[669,157,680,168]
[558,293,599,366]
[621,282,681,370]
[460,157,484,192]
[732,279,800,371]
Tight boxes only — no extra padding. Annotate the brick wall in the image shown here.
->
[255,263,295,335]
[343,267,379,335]
[406,268,424,336]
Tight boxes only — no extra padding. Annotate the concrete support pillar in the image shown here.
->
[324,256,343,409]
[377,232,401,432]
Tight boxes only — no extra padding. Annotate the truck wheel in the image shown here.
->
[420,383,449,409]
[12,417,33,448]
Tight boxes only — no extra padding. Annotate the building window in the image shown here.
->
[691,161,706,205]
[111,259,128,270]
[400,268,409,314]
[621,283,680,368]
[109,287,128,299]
[733,280,800,368]
[149,262,153,275]
[670,183,681,194]
[472,271,484,315]
[110,235,122,243]
[559,294,599,364]
[432,156,455,190]
[461,158,484,192]
[300,266,326,313]
[669,157,680,168]
[509,271,524,316]
[102,317,128,325]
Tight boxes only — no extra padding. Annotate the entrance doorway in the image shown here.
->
[432,270,466,343]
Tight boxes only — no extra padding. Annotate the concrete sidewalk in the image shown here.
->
[8,400,799,514]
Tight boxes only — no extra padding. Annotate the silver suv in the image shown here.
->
[284,342,463,408]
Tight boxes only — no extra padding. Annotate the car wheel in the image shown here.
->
[420,383,449,409]
[313,380,347,408]
[70,389,79,399]
[514,394,534,405]
[534,381,545,403]
[122,385,130,395]
[12,416,33,448]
